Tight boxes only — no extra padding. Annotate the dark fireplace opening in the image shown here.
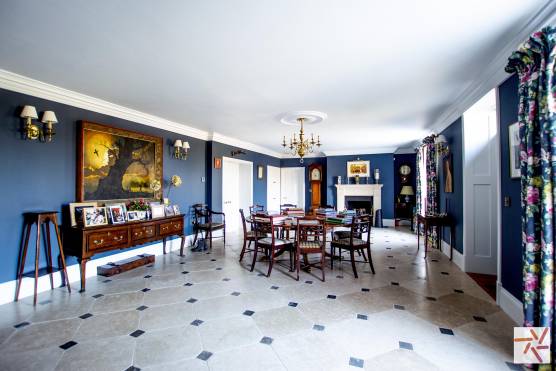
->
[345,196,373,215]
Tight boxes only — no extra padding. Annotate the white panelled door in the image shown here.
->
[462,89,499,275]
[267,166,281,213]
[222,157,253,231]
[280,167,305,210]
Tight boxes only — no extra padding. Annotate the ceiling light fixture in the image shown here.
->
[281,115,323,163]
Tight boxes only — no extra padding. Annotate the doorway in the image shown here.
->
[222,157,253,231]
[462,89,499,278]
[280,167,305,210]
[267,165,281,213]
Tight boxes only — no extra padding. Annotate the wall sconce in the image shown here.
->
[231,149,246,157]
[173,139,190,160]
[20,105,58,142]
[434,134,450,158]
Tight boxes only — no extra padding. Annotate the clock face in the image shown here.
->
[399,165,411,176]
[311,168,321,181]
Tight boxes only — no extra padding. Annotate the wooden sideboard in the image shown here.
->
[64,214,186,291]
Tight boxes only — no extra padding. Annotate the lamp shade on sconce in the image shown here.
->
[41,111,58,124]
[173,139,183,148]
[400,185,414,196]
[183,141,190,149]
[20,105,38,119]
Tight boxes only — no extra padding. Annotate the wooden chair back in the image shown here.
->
[296,217,326,245]
[350,216,371,246]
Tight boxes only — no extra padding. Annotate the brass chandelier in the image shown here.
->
[281,117,321,163]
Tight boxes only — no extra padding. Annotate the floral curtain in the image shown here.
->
[415,137,439,248]
[506,26,555,368]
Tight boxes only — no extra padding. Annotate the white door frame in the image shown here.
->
[222,156,253,230]
[462,89,500,277]
[280,167,305,209]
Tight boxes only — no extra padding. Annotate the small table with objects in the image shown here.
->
[416,214,455,260]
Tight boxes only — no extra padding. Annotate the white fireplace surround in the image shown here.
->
[335,184,383,212]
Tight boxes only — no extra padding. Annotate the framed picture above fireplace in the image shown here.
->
[347,160,370,178]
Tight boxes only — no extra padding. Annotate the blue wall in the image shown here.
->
[280,157,327,210]
[207,141,281,211]
[499,74,522,301]
[438,118,464,253]
[0,88,207,284]
[325,154,395,219]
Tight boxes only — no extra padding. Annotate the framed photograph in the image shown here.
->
[257,165,264,180]
[509,122,520,179]
[173,205,181,215]
[164,205,175,217]
[443,154,453,193]
[83,207,109,227]
[136,211,147,220]
[69,202,98,227]
[127,211,139,221]
[108,205,126,224]
[214,157,222,169]
[347,160,370,178]
[77,121,163,202]
[151,204,165,219]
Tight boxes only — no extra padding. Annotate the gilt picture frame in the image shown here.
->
[77,121,163,202]
[347,160,370,178]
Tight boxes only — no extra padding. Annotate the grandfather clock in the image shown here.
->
[309,164,322,211]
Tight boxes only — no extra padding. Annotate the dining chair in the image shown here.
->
[295,217,326,281]
[251,214,294,277]
[192,203,226,249]
[330,216,374,278]
[249,204,265,216]
[239,209,265,262]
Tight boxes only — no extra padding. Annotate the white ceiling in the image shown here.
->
[0,1,552,155]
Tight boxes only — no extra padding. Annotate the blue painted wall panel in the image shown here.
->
[0,88,206,283]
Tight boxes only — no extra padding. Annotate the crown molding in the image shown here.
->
[429,1,556,134]
[210,132,282,158]
[0,69,212,140]
[323,147,397,157]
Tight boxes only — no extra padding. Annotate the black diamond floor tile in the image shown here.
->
[391,282,399,286]
[129,330,145,338]
[454,289,464,294]
[59,341,78,350]
[260,336,273,345]
[288,302,298,307]
[187,298,198,303]
[270,286,279,290]
[305,280,313,284]
[357,314,368,320]
[144,275,152,278]
[327,294,337,299]
[184,283,193,286]
[182,271,190,274]
[399,341,413,350]
[79,313,93,319]
[197,351,213,361]
[92,294,104,299]
[243,310,255,316]
[124,366,141,371]
[191,319,204,326]
[14,321,30,329]
[231,292,241,296]
[439,328,454,335]
[313,324,325,331]
[394,304,405,310]
[141,288,151,292]
[426,296,437,301]
[361,288,370,292]
[136,305,148,311]
[349,357,364,368]
[473,316,487,322]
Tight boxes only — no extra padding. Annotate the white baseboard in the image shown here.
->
[0,235,195,306]
[440,240,464,270]
[497,282,523,325]
[383,219,395,227]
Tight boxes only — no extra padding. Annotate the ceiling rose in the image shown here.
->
[280,111,328,126]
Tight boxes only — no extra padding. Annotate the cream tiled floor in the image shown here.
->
[0,227,519,371]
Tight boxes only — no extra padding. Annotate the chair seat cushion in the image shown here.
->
[331,238,367,247]
[258,237,292,247]
[333,231,362,240]
[197,223,224,230]
[298,241,323,251]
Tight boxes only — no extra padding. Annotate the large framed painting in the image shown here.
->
[347,160,370,178]
[508,122,520,179]
[77,121,163,202]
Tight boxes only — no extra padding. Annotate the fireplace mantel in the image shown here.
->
[335,184,383,212]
